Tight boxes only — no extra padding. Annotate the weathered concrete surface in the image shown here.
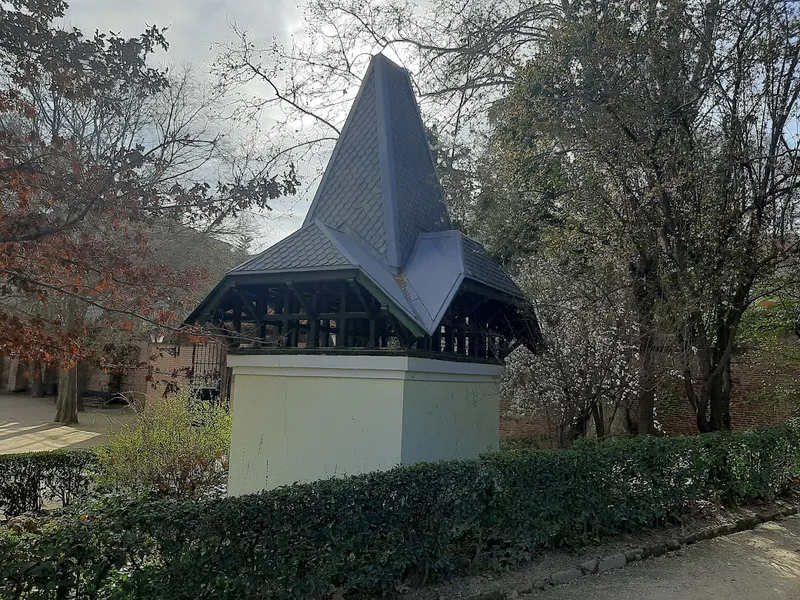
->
[0,392,135,454]
[537,516,800,599]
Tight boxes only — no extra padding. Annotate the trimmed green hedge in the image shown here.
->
[0,450,99,517]
[2,423,799,600]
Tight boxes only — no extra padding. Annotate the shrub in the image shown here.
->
[0,450,98,517]
[499,436,553,451]
[2,423,799,600]
[96,392,231,498]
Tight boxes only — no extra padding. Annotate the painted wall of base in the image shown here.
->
[226,354,502,496]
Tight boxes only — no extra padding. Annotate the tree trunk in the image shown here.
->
[43,363,57,396]
[54,297,83,424]
[693,315,735,432]
[631,254,660,435]
[637,344,657,435]
[694,365,733,432]
[695,393,711,433]
[55,366,79,424]
[29,360,44,398]
[592,401,606,439]
[623,406,638,434]
[707,362,733,431]
[562,404,592,447]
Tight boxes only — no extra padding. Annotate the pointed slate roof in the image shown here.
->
[189,54,526,336]
[303,54,450,268]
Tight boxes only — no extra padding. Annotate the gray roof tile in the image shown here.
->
[231,222,354,273]
[303,54,449,268]
[385,60,451,265]
[304,68,388,258]
[461,235,523,298]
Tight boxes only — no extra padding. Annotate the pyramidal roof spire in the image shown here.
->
[303,53,450,269]
[188,53,534,345]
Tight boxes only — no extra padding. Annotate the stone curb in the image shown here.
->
[471,503,800,598]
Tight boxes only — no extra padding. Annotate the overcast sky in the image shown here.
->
[63,0,316,250]
[64,0,303,64]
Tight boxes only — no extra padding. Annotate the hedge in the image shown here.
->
[0,449,99,517]
[2,423,799,600]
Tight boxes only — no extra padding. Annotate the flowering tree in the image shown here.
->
[501,242,638,446]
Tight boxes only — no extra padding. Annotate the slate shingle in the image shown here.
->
[231,223,353,273]
[303,69,388,257]
[385,61,451,265]
[460,235,523,298]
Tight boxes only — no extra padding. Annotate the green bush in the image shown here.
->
[499,436,553,451]
[2,423,799,600]
[0,450,98,517]
[96,392,231,499]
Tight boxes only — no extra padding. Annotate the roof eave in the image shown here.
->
[460,278,527,305]
[229,265,357,276]
[354,272,428,338]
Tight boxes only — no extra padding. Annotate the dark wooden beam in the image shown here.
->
[229,269,361,285]
[232,303,242,348]
[483,305,508,330]
[368,318,377,348]
[391,315,410,348]
[355,276,428,338]
[432,325,442,352]
[487,335,498,359]
[459,280,523,306]
[230,284,262,325]
[463,297,489,320]
[309,293,319,348]
[257,299,267,344]
[282,288,291,347]
[348,278,376,317]
[456,321,467,355]
[476,332,487,357]
[336,283,347,348]
[255,311,372,322]
[444,325,454,353]
[287,281,314,317]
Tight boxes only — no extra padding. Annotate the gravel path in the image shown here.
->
[0,392,136,453]
[536,515,800,599]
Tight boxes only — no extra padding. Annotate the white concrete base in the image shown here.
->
[226,353,502,495]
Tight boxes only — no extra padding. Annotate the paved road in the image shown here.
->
[538,515,800,599]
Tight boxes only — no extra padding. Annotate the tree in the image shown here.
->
[501,228,638,446]
[489,0,800,432]
[1,0,298,423]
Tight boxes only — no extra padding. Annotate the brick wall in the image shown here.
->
[118,341,228,406]
[498,394,562,447]
[80,341,223,407]
[0,342,219,407]
[110,342,196,405]
[656,344,799,435]
[85,364,112,393]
